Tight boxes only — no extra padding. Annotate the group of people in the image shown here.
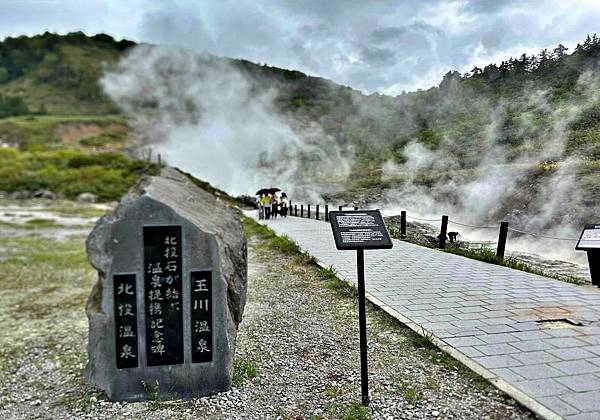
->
[257,192,289,220]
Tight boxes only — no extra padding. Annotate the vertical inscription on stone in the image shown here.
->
[143,226,183,366]
[191,271,213,363]
[114,274,138,369]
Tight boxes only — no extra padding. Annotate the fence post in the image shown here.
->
[325,204,329,222]
[294,205,298,217]
[301,204,304,218]
[497,221,509,261]
[401,211,407,239]
[339,205,343,211]
[316,205,320,220]
[439,215,448,249]
[308,204,311,219]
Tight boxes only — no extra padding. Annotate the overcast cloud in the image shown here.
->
[2,0,600,94]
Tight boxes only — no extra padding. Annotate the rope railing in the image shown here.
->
[507,227,578,241]
[404,215,442,222]
[448,219,498,229]
[287,202,580,245]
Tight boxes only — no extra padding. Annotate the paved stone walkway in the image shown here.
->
[247,211,600,420]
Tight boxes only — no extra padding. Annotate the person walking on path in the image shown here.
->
[271,193,279,219]
[262,194,272,219]
[280,193,288,218]
[257,194,264,220]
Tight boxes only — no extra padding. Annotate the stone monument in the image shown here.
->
[85,167,247,401]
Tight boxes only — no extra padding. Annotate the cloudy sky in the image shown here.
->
[2,0,600,94]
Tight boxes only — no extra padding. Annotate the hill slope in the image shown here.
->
[1,32,599,231]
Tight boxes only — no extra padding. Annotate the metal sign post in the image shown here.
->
[576,224,600,286]
[329,210,393,406]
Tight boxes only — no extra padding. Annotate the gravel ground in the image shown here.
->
[0,208,537,419]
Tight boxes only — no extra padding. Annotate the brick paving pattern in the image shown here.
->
[248,211,600,419]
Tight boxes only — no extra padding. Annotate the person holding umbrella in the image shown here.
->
[262,193,271,219]
[255,188,271,220]
[271,192,279,219]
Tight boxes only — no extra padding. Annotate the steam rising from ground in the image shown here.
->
[102,44,350,200]
[381,71,600,264]
[102,44,598,267]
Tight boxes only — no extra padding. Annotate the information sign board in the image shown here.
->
[576,224,600,250]
[329,210,393,250]
[328,209,393,406]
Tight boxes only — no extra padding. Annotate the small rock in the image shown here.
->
[77,192,98,203]
[11,190,32,199]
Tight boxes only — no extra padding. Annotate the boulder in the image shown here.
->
[85,167,247,401]
[33,189,56,200]
[78,192,98,203]
[10,190,32,199]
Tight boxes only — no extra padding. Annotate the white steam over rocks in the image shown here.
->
[381,70,600,264]
[101,44,350,201]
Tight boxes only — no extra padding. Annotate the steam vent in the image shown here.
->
[84,167,247,402]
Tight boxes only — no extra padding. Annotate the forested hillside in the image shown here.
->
[1,32,599,231]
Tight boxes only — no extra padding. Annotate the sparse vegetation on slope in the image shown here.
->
[0,147,159,200]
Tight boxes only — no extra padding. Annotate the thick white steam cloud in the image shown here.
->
[101,44,351,200]
[381,70,600,265]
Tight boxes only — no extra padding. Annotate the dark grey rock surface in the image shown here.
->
[85,167,247,402]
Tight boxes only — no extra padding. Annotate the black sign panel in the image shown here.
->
[190,271,213,364]
[143,226,184,366]
[114,274,138,369]
[576,224,600,250]
[329,210,393,250]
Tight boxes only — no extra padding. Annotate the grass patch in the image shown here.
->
[26,218,58,228]
[297,250,317,265]
[242,215,306,258]
[143,380,163,411]
[406,326,436,350]
[232,356,258,387]
[51,383,105,413]
[269,234,301,255]
[317,265,339,281]
[316,265,358,298]
[47,204,108,218]
[0,146,159,201]
[0,235,91,292]
[0,346,21,374]
[324,277,358,298]
[396,383,424,405]
[324,385,345,397]
[243,216,275,240]
[327,402,370,420]
[0,115,126,149]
